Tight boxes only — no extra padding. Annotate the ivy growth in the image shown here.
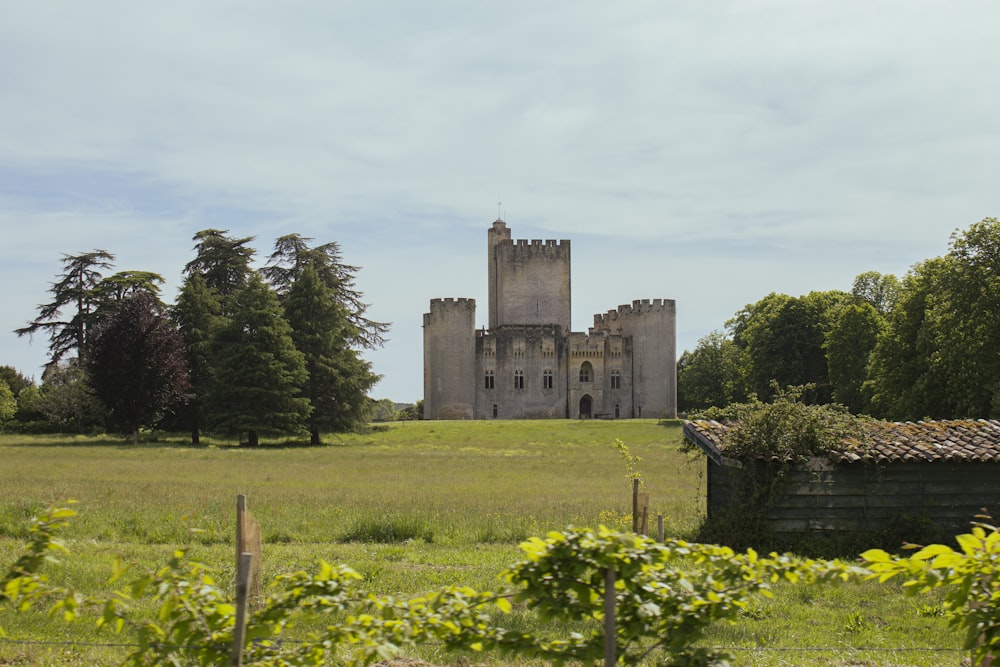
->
[695,382,874,461]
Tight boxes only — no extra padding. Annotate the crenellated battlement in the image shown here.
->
[497,237,571,254]
[593,298,676,328]
[429,297,476,309]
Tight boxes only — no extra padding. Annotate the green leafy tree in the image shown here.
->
[369,398,398,422]
[183,229,255,300]
[34,359,103,432]
[824,302,884,413]
[87,292,191,444]
[15,250,115,367]
[203,273,311,445]
[729,291,848,403]
[677,330,744,411]
[0,365,33,397]
[851,271,900,316]
[0,380,15,425]
[283,264,379,442]
[930,218,1000,417]
[14,384,45,424]
[263,234,389,349]
[170,274,225,445]
[867,258,952,420]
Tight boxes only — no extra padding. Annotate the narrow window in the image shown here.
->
[514,370,524,389]
[579,361,593,383]
[492,404,498,418]
[543,369,553,389]
[615,403,621,419]
[611,370,621,389]
[485,370,494,389]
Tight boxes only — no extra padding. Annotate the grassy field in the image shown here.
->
[0,420,965,665]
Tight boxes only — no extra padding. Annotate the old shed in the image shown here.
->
[684,418,1000,539]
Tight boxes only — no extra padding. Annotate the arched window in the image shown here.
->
[514,370,524,389]
[610,370,621,389]
[579,361,593,383]
[484,370,495,389]
[492,404,498,418]
[543,369,553,389]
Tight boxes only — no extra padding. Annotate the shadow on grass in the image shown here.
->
[0,428,390,450]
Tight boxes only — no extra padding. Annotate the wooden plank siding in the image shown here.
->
[689,420,1000,537]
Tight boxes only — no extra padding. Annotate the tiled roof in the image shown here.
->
[683,418,1000,464]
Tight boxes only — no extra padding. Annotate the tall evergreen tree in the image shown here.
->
[203,273,310,446]
[171,274,224,445]
[183,229,255,300]
[263,234,389,349]
[16,250,115,367]
[284,263,380,442]
[87,292,190,443]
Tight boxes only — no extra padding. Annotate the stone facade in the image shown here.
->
[423,220,676,420]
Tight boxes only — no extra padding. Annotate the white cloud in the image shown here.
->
[1,0,998,400]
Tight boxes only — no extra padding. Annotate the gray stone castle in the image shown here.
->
[423,219,677,420]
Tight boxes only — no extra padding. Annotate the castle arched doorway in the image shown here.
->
[579,394,593,419]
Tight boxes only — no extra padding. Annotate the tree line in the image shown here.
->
[678,216,1000,420]
[4,230,388,444]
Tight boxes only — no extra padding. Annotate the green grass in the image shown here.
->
[0,420,965,665]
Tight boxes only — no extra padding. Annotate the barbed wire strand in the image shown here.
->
[0,636,966,655]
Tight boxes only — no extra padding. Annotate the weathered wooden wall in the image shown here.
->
[708,457,1000,535]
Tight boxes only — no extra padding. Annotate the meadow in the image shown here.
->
[0,420,964,665]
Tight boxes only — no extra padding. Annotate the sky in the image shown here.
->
[2,2,999,403]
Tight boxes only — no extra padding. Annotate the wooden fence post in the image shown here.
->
[231,552,252,667]
[604,567,616,666]
[631,479,640,533]
[236,495,263,603]
[657,514,664,542]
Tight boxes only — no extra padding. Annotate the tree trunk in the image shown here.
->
[133,428,139,446]
[191,426,200,446]
[247,429,259,447]
[310,425,321,446]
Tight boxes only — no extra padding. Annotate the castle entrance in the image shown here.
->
[579,395,593,419]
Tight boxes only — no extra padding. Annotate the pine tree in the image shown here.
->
[171,274,224,444]
[16,250,115,367]
[183,229,255,300]
[203,273,310,445]
[284,263,380,442]
[262,234,389,349]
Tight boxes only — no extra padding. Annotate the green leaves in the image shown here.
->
[860,520,1000,663]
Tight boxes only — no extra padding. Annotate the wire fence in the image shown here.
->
[0,635,969,662]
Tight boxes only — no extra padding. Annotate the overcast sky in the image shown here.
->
[2,2,998,402]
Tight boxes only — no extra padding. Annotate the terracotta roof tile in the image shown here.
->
[684,418,1000,464]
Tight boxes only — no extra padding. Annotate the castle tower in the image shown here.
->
[423,298,477,419]
[594,299,677,419]
[487,220,511,330]
[487,220,571,332]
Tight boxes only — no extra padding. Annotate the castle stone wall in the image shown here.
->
[423,298,476,419]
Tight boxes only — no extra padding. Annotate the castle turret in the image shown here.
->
[423,298,477,419]
[488,221,570,331]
